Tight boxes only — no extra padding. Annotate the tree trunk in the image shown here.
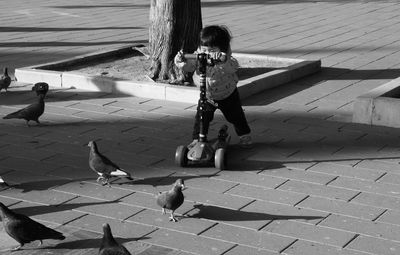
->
[149,0,202,83]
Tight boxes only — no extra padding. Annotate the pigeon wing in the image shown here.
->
[89,150,119,175]
[4,212,64,245]
[3,96,44,121]
[156,189,183,210]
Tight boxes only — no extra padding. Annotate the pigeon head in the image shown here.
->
[102,223,118,246]
[32,82,49,96]
[174,179,185,190]
[88,140,97,148]
[88,140,99,153]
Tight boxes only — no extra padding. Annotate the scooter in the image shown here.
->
[175,52,230,170]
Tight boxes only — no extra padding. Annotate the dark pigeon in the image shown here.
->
[31,82,49,97]
[2,93,45,126]
[0,202,65,251]
[88,141,133,186]
[99,223,132,255]
[156,179,185,222]
[0,67,11,92]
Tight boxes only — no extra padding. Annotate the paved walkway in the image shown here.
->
[1,0,400,254]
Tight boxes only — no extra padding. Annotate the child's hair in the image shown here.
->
[199,25,232,53]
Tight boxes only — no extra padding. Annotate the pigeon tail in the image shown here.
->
[52,231,66,240]
[110,169,131,177]
[3,110,22,119]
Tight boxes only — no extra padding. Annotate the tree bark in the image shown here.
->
[149,0,202,83]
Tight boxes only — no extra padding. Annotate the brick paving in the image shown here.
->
[1,0,400,254]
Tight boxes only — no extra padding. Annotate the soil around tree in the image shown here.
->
[59,48,274,86]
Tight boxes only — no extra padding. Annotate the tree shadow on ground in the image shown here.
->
[9,178,93,193]
[49,4,150,9]
[0,27,143,32]
[188,204,324,222]
[226,140,400,172]
[0,87,133,106]
[202,0,369,7]
[0,40,147,48]
[12,200,121,217]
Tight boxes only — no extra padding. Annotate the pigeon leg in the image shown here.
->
[26,120,30,127]
[102,178,111,187]
[35,120,41,126]
[96,176,102,183]
[161,208,166,215]
[11,244,22,251]
[169,211,178,222]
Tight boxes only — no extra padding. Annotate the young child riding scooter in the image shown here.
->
[174,25,252,148]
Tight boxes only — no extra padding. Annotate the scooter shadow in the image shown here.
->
[225,142,284,171]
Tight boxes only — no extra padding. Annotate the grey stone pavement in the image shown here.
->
[1,0,400,254]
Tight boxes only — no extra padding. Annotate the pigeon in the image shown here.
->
[88,141,133,186]
[0,202,65,251]
[0,67,11,92]
[2,93,45,126]
[156,179,185,222]
[31,82,49,97]
[0,176,9,189]
[99,223,132,255]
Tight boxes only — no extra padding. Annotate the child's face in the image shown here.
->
[199,46,221,54]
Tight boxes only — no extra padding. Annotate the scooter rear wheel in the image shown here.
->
[215,148,227,170]
[175,145,188,167]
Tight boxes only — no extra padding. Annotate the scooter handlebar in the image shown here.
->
[183,53,227,63]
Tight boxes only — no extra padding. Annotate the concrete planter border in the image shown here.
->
[15,45,321,104]
[353,77,400,128]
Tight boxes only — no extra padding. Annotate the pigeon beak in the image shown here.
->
[181,184,186,190]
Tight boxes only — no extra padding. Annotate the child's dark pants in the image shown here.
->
[192,88,251,140]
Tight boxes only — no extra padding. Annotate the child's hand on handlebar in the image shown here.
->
[174,50,186,67]
[209,51,227,62]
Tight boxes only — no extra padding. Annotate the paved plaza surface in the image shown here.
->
[2,0,400,254]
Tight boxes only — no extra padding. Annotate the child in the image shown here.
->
[174,25,252,148]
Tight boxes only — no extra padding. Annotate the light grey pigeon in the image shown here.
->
[156,179,185,222]
[99,223,132,255]
[88,141,133,186]
[0,67,11,92]
[0,202,65,251]
[3,93,45,126]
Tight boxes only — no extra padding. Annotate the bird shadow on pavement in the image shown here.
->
[12,199,121,218]
[52,236,148,250]
[116,174,216,187]
[9,178,93,193]
[187,204,325,222]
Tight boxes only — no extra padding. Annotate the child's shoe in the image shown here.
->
[239,134,253,148]
[187,139,198,149]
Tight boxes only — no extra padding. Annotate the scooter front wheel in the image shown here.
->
[175,145,188,167]
[215,148,227,170]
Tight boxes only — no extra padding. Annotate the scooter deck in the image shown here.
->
[186,135,230,163]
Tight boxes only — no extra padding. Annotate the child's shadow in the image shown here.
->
[226,142,284,171]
